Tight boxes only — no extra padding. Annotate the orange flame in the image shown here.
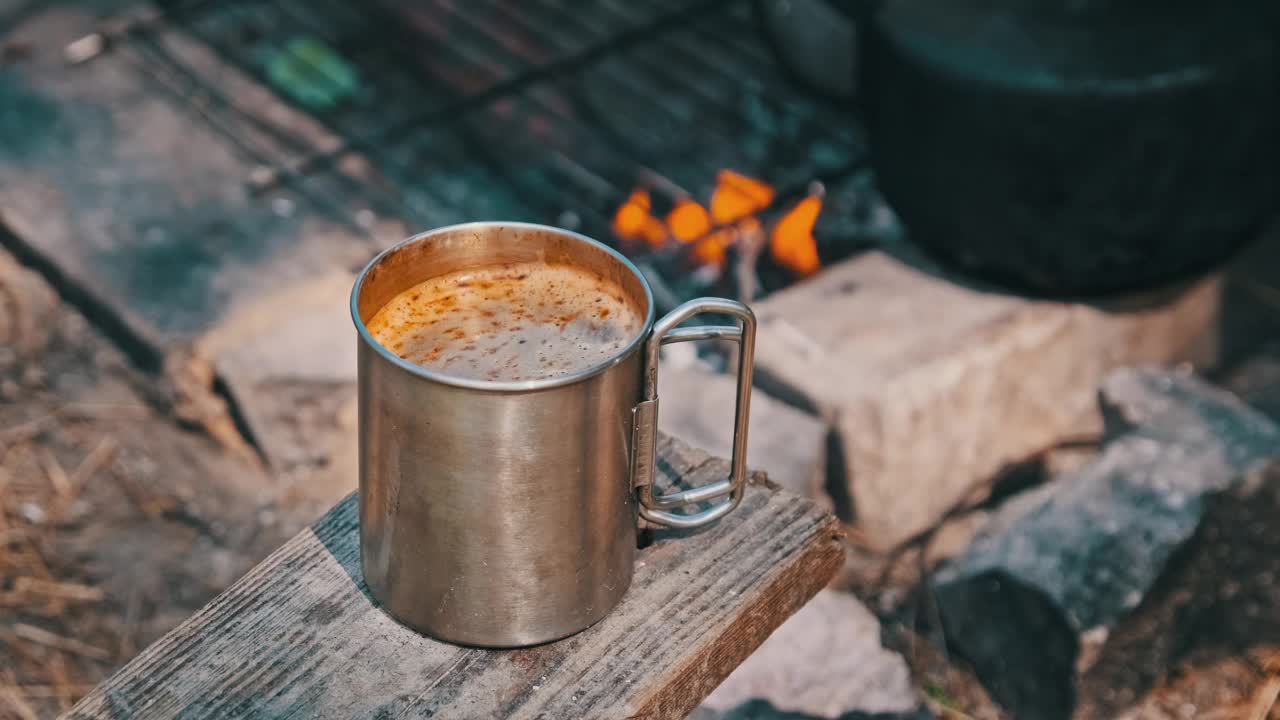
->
[666,198,711,243]
[694,219,761,266]
[770,194,822,276]
[612,189,666,248]
[611,170,815,274]
[692,170,775,265]
[710,169,775,224]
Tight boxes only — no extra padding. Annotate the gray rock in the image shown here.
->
[658,366,829,505]
[701,590,917,718]
[930,367,1280,720]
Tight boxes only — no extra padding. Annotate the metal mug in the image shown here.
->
[351,222,756,647]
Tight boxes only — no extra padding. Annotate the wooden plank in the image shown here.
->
[67,436,844,720]
[751,249,1220,549]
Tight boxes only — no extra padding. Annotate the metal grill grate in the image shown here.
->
[103,0,879,302]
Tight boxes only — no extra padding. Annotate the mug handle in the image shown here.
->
[630,297,757,529]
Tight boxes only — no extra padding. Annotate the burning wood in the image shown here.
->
[610,170,823,278]
[611,189,665,249]
[666,198,711,245]
[733,221,767,304]
[701,170,775,267]
[710,169,775,223]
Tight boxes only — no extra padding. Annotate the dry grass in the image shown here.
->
[0,251,309,719]
[0,418,128,717]
[0,257,226,717]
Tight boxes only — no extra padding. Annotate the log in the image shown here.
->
[751,250,1220,549]
[67,436,844,720]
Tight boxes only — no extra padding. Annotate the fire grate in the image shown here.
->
[98,0,888,304]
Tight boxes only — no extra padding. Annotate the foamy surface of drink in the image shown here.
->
[366,261,645,382]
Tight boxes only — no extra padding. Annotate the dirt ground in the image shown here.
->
[0,251,327,718]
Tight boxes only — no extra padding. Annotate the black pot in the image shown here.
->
[769,0,1280,296]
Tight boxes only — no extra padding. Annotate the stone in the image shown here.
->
[196,268,358,386]
[750,251,1220,549]
[1074,462,1280,719]
[658,366,829,506]
[701,590,918,718]
[929,367,1280,720]
[194,269,358,474]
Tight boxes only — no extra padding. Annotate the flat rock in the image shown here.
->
[702,590,917,718]
[0,5,387,474]
[751,251,1220,549]
[194,268,361,480]
[659,366,829,506]
[197,268,358,387]
[930,367,1280,720]
[0,7,377,351]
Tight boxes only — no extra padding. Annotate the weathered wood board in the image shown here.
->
[67,437,844,720]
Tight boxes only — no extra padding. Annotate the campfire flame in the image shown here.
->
[611,169,821,276]
[710,169,774,223]
[667,197,745,266]
[666,198,711,243]
[611,189,666,248]
[693,170,777,266]
[770,194,822,276]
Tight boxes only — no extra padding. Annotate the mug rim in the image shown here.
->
[350,221,658,392]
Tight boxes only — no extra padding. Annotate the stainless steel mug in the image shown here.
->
[351,222,756,647]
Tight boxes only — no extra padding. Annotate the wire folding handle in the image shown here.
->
[630,297,756,529]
